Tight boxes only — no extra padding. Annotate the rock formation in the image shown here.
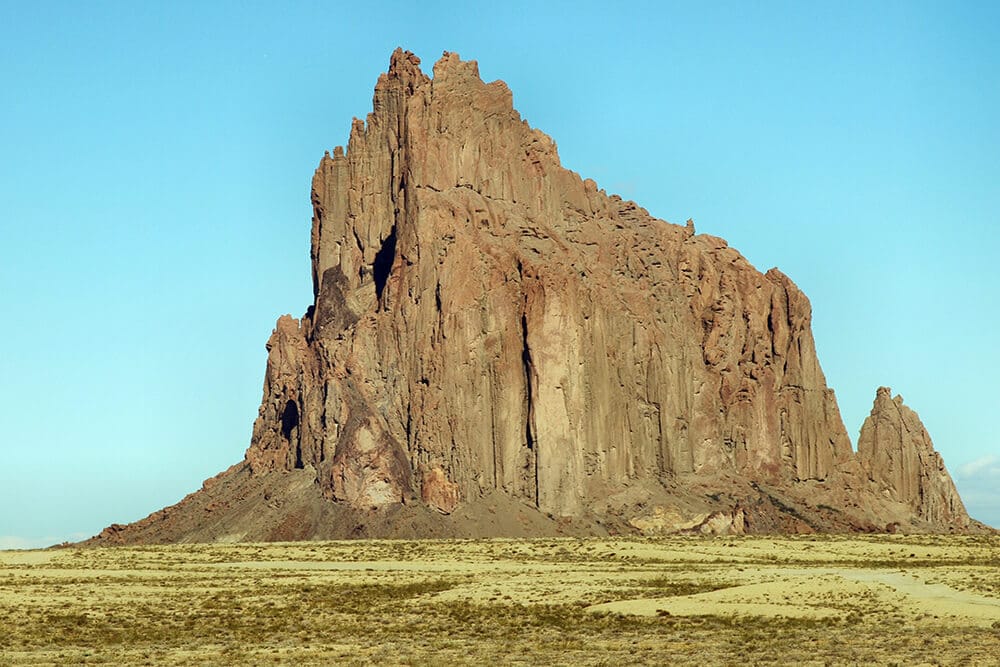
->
[86,49,977,545]
[857,387,969,528]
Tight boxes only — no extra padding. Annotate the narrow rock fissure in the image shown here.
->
[521,313,534,452]
[373,225,397,301]
[520,310,539,505]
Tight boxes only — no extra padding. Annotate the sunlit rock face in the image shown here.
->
[88,50,974,545]
[857,387,969,528]
[245,48,857,511]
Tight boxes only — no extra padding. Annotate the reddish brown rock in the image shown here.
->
[85,49,977,544]
[245,48,857,514]
[857,387,969,528]
[421,467,461,515]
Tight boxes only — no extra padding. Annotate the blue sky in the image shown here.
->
[1,1,997,547]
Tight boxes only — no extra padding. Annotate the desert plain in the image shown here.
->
[1,534,998,665]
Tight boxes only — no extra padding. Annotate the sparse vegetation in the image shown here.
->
[1,535,998,665]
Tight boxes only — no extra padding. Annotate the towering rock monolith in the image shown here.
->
[87,49,976,544]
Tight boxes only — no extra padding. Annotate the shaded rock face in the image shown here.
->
[89,49,976,544]
[245,48,854,517]
[858,388,969,528]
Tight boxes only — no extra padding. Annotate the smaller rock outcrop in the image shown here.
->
[628,505,746,536]
[857,387,969,528]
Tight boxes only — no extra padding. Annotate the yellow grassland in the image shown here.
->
[1,534,998,665]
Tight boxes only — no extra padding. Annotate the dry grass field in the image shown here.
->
[2,535,998,665]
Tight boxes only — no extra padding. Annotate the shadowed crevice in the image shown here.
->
[373,226,397,301]
[281,400,303,469]
[521,310,540,507]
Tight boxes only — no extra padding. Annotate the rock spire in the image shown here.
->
[858,387,969,528]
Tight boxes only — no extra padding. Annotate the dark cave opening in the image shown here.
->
[281,400,303,469]
[373,225,397,301]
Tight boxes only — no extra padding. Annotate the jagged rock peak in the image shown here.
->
[433,50,480,79]
[248,45,862,520]
[857,387,969,528]
[378,48,425,93]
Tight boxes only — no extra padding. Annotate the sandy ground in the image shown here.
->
[1,534,997,665]
[589,567,1000,625]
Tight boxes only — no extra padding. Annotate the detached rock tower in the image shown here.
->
[858,387,968,526]
[90,50,971,544]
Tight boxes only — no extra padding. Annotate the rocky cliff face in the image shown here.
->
[87,50,975,544]
[245,48,855,512]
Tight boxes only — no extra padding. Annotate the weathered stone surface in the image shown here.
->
[246,48,858,514]
[628,506,746,536]
[85,49,978,544]
[857,387,969,528]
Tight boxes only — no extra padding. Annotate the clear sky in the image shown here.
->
[1,1,997,547]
